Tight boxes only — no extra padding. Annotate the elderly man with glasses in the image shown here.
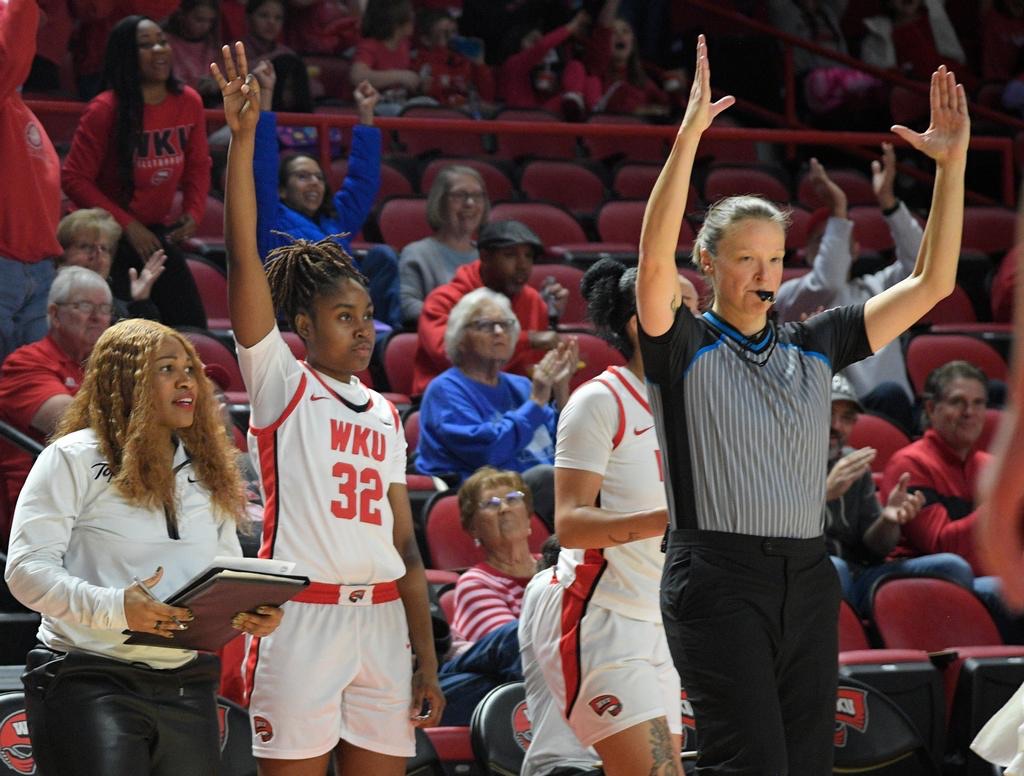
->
[0,267,113,547]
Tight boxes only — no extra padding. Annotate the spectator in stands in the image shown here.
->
[0,267,112,546]
[164,0,222,106]
[0,0,61,363]
[774,145,921,433]
[62,15,210,330]
[284,0,359,56]
[498,9,601,121]
[398,165,490,327]
[56,208,166,323]
[433,467,537,724]
[240,0,293,61]
[981,0,1024,84]
[25,0,75,93]
[415,288,577,529]
[861,0,972,88]
[824,373,974,614]
[411,8,496,111]
[582,0,682,118]
[349,0,424,114]
[412,219,569,396]
[767,0,885,123]
[250,59,403,329]
[459,0,558,67]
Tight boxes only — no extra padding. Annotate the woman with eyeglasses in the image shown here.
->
[55,208,167,323]
[61,15,210,330]
[414,287,577,528]
[398,165,491,328]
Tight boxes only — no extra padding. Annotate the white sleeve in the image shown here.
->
[235,326,304,428]
[387,401,407,486]
[5,444,126,630]
[555,381,618,476]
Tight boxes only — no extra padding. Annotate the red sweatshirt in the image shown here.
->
[62,87,211,228]
[0,0,62,262]
[881,428,991,574]
[498,24,571,108]
[412,259,548,396]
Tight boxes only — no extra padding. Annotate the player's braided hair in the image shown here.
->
[264,233,369,334]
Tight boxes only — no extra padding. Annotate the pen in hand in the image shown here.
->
[132,575,187,630]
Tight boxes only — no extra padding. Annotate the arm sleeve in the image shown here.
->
[253,111,280,262]
[179,88,212,225]
[428,379,554,471]
[880,450,981,571]
[0,0,38,101]
[331,123,381,237]
[798,303,874,373]
[5,445,128,630]
[554,381,617,476]
[386,401,407,485]
[773,218,854,322]
[61,97,135,226]
[638,305,704,387]
[234,326,304,428]
[453,571,517,642]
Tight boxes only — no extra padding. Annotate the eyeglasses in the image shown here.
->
[466,318,516,332]
[69,242,111,255]
[937,396,987,412]
[478,490,526,512]
[448,190,485,203]
[290,170,325,184]
[57,301,114,316]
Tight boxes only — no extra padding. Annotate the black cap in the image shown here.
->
[477,220,544,254]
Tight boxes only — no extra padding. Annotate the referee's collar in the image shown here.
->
[702,311,774,352]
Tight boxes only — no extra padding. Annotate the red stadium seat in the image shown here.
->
[846,413,911,474]
[383,332,419,399]
[694,116,759,164]
[915,284,977,327]
[424,493,550,571]
[904,334,1008,396]
[797,167,876,209]
[571,332,627,391]
[327,159,413,200]
[180,329,248,405]
[848,206,894,252]
[703,164,790,204]
[961,206,1017,256]
[612,161,699,204]
[596,200,694,250]
[404,408,421,452]
[396,105,485,158]
[518,160,607,217]
[581,114,666,163]
[376,197,431,251]
[488,202,587,249]
[491,108,577,161]
[420,157,516,203]
[185,257,231,334]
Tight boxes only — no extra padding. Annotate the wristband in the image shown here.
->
[881,199,901,216]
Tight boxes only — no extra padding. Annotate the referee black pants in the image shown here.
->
[22,647,222,776]
[661,530,840,776]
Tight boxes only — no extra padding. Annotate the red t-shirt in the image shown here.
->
[62,87,211,228]
[0,334,84,539]
[353,36,412,71]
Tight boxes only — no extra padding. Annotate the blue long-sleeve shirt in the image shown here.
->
[253,111,382,261]
[415,367,557,483]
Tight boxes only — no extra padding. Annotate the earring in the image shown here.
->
[473,538,482,547]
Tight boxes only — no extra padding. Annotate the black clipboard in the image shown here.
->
[122,567,310,651]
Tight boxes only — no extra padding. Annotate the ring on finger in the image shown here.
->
[154,620,162,630]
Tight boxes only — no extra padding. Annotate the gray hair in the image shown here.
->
[426,165,490,231]
[692,195,791,277]
[444,287,519,364]
[48,266,112,306]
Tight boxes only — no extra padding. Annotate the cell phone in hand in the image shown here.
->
[450,36,484,61]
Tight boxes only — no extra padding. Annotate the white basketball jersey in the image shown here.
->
[554,366,666,621]
[241,330,407,584]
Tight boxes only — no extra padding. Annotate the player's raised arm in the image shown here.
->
[637,35,733,336]
[212,42,277,347]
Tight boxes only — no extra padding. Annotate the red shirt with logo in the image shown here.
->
[0,334,84,541]
[62,87,211,228]
[0,0,62,262]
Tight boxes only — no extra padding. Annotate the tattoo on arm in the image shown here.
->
[607,531,642,545]
[669,296,680,313]
[647,718,679,776]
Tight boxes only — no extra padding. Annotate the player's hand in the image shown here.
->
[123,567,194,638]
[409,668,445,728]
[881,472,925,525]
[891,66,969,166]
[231,605,284,637]
[211,42,260,135]
[825,447,876,502]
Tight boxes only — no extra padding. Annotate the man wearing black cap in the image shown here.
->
[411,219,568,396]
[824,373,974,615]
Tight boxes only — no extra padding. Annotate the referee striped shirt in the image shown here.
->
[639,304,872,539]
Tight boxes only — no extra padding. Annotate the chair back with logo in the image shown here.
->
[216,695,257,776]
[469,681,530,776]
[0,693,34,776]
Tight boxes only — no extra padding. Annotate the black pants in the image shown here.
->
[661,530,840,776]
[22,648,222,776]
[113,225,207,329]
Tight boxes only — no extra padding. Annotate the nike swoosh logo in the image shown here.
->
[310,395,331,401]
[187,476,198,484]
[634,426,654,436]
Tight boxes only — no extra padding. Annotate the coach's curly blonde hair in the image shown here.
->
[54,319,246,525]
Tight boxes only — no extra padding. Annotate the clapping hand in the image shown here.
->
[128,248,167,301]
[825,447,876,502]
[872,142,898,211]
[881,472,925,525]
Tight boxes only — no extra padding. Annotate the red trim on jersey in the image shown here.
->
[242,635,262,706]
[292,580,400,605]
[255,431,279,561]
[608,365,651,414]
[592,377,625,450]
[249,373,308,437]
[559,548,607,718]
[304,363,375,412]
